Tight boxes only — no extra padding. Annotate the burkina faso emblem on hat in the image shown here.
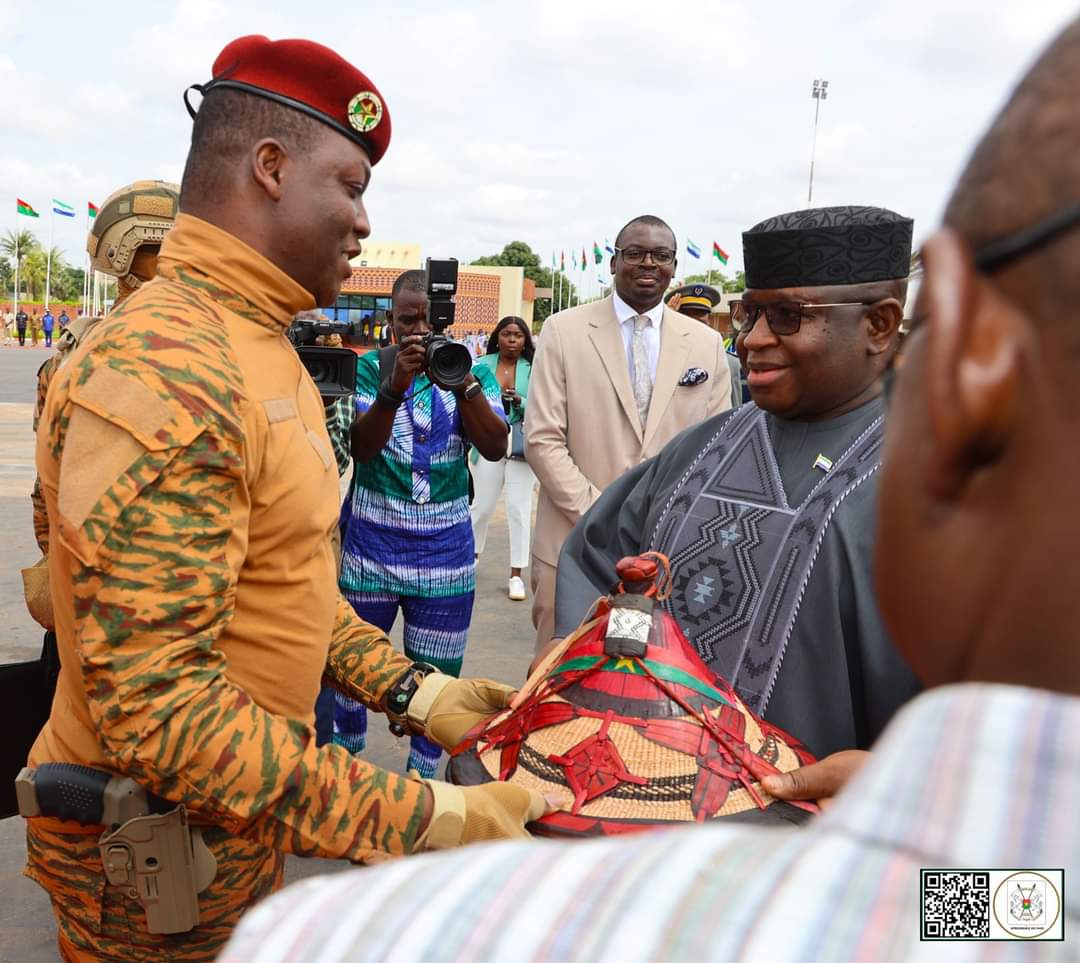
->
[347,91,383,133]
[448,552,821,837]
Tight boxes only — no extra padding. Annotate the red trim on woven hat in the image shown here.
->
[202,35,391,164]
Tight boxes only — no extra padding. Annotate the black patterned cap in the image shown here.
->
[743,205,913,290]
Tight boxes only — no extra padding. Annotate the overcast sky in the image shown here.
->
[1,0,1076,290]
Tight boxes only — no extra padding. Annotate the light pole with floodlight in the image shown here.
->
[808,79,829,204]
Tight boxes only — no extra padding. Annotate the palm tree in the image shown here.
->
[44,245,68,301]
[1,228,40,273]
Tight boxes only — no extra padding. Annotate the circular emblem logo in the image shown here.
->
[347,92,383,133]
[992,871,1062,940]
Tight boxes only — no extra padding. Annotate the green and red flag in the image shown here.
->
[593,241,603,264]
[16,198,39,218]
[88,201,99,219]
[712,242,729,265]
[581,248,587,270]
[560,250,566,271]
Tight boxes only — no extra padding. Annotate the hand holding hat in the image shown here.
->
[406,673,518,751]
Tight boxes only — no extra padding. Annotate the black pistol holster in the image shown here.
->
[16,763,216,934]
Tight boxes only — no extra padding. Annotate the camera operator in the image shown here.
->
[321,268,507,778]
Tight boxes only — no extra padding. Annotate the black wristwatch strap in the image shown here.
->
[376,377,404,411]
[385,661,437,735]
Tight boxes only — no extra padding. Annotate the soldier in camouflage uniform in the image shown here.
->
[24,35,547,962]
[32,180,181,557]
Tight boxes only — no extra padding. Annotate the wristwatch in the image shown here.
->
[384,661,438,736]
[459,379,483,402]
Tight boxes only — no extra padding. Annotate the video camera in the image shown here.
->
[287,318,359,398]
[418,257,474,389]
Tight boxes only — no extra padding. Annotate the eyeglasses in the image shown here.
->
[730,299,868,336]
[614,246,676,265]
[973,200,1080,274]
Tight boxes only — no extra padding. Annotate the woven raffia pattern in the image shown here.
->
[474,695,803,820]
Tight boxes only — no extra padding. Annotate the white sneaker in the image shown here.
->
[508,576,527,601]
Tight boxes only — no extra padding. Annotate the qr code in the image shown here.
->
[922,871,990,939]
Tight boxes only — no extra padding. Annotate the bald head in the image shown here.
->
[944,17,1080,335]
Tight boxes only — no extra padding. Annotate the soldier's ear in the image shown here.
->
[251,138,288,201]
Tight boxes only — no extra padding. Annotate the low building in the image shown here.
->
[323,242,535,345]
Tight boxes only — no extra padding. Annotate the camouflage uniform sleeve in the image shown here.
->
[31,356,58,555]
[323,593,414,703]
[52,365,427,861]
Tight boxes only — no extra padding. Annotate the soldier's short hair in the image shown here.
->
[181,87,330,202]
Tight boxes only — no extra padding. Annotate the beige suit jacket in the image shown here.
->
[525,296,732,567]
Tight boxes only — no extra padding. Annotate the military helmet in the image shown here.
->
[86,180,180,279]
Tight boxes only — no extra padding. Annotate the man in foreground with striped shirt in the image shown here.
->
[221,19,1080,961]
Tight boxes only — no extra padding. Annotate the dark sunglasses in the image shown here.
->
[730,299,868,337]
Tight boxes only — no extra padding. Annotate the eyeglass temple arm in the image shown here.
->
[974,201,1080,273]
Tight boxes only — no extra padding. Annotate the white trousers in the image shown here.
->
[471,455,537,569]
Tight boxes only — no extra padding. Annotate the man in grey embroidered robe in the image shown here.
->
[554,206,922,775]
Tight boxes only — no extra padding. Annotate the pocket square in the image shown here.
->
[678,367,709,387]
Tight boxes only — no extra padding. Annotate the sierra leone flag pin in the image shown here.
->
[813,453,833,473]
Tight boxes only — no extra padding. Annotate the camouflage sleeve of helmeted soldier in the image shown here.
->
[46,360,427,862]
[31,355,59,555]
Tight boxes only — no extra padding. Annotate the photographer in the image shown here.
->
[323,269,507,778]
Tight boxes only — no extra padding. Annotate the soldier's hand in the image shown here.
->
[760,749,870,809]
[407,673,516,750]
[390,336,427,395]
[415,779,557,850]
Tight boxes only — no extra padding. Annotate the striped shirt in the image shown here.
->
[331,350,503,597]
[221,684,1078,961]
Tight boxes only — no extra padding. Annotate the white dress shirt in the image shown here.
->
[612,291,663,383]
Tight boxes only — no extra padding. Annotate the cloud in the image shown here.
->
[1,0,1077,278]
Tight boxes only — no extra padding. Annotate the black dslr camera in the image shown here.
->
[287,318,358,397]
[420,258,473,389]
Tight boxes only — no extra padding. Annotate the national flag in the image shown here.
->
[712,242,729,265]
[581,248,587,271]
[53,199,75,218]
[560,251,565,271]
[686,239,702,259]
[88,201,100,219]
[551,250,557,269]
[16,198,39,218]
[593,241,603,264]
[605,238,615,255]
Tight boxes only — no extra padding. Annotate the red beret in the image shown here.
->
[186,35,391,165]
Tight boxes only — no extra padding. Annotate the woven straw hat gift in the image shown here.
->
[448,554,819,836]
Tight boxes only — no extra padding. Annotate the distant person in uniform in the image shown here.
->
[667,282,742,409]
[28,310,40,345]
[40,308,54,347]
[15,308,28,346]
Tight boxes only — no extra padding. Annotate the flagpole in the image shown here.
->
[83,206,90,316]
[13,220,19,318]
[45,208,55,311]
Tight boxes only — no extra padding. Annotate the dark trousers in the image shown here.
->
[17,324,26,346]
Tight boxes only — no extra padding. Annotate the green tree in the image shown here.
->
[681,270,746,293]
[471,240,579,327]
[22,250,48,301]
[54,265,85,303]
[2,229,41,298]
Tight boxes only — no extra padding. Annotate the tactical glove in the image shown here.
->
[414,778,548,850]
[407,673,516,750]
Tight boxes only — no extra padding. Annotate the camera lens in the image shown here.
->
[426,339,473,389]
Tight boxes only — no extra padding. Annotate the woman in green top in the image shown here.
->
[471,316,537,601]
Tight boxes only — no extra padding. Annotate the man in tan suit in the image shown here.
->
[525,215,732,650]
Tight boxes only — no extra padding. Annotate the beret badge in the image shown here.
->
[348,91,383,133]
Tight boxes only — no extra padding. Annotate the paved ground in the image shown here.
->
[0,343,538,960]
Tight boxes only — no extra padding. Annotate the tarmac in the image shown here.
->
[0,341,538,961]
